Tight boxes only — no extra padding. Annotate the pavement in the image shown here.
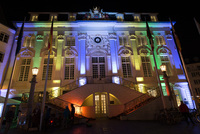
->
[1,118,200,134]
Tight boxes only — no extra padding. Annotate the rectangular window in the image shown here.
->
[119,36,128,46]
[141,56,152,77]
[66,37,75,46]
[23,37,36,47]
[137,36,147,46]
[0,52,4,62]
[0,32,9,43]
[19,59,31,81]
[92,57,105,79]
[151,16,157,22]
[195,88,200,95]
[160,56,171,75]
[156,36,166,45]
[134,16,140,21]
[42,58,53,80]
[65,58,74,80]
[121,57,132,78]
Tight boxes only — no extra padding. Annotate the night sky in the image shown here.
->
[1,0,200,62]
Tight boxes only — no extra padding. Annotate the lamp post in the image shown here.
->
[27,67,38,129]
[160,64,175,108]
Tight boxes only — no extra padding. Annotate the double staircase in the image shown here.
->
[22,76,161,118]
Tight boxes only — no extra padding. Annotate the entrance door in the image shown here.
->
[95,93,107,117]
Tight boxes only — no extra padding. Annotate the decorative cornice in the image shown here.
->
[108,33,117,40]
[17,47,35,57]
[156,45,172,55]
[137,45,152,55]
[63,46,78,56]
[78,33,87,40]
[57,35,64,40]
[36,34,44,40]
[118,46,133,56]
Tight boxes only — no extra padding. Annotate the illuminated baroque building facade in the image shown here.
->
[1,8,194,119]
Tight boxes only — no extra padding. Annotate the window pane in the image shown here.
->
[122,64,127,78]
[65,65,70,79]
[127,64,132,77]
[119,37,123,45]
[26,59,31,65]
[3,35,9,43]
[100,64,105,78]
[22,59,27,65]
[65,58,74,80]
[141,56,152,77]
[23,66,30,81]
[70,65,74,79]
[48,65,53,80]
[92,65,98,78]
[92,57,98,63]
[42,65,47,80]
[19,66,25,81]
[71,37,75,46]
[99,57,105,63]
[0,33,3,41]
[0,53,4,62]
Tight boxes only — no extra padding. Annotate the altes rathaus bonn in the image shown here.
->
[0,8,195,119]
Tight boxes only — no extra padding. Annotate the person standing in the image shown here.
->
[179,101,195,125]
[70,104,75,125]
[32,104,41,130]
[4,107,15,134]
[44,107,51,131]
[62,106,70,128]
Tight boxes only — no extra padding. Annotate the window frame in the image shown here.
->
[0,52,4,62]
[64,57,75,80]
[18,58,31,81]
[141,56,152,77]
[119,36,128,46]
[92,57,106,79]
[0,32,9,43]
[42,58,53,80]
[121,57,132,78]
[66,36,75,46]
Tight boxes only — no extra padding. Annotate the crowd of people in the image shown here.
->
[3,103,76,133]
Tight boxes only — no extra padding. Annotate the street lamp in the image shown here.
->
[27,67,38,129]
[32,67,39,76]
[160,64,176,108]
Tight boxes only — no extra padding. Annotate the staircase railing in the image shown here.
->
[123,87,160,115]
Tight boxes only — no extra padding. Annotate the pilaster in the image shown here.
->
[78,33,87,76]
[108,33,118,74]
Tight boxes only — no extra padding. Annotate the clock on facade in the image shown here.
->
[94,37,101,43]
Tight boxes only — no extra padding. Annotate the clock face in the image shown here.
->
[94,37,101,43]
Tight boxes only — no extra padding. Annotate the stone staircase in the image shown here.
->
[22,76,160,119]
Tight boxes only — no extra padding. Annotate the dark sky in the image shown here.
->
[1,0,200,62]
